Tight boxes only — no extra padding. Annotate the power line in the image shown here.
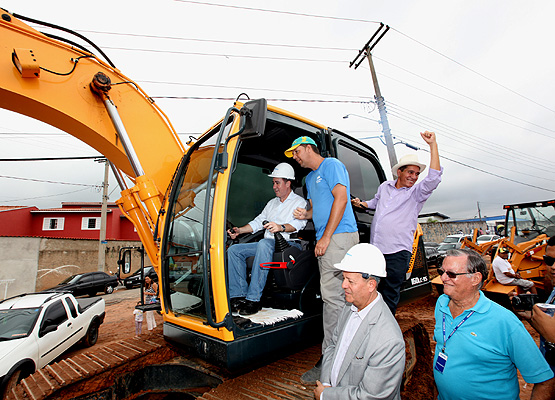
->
[386,109,555,174]
[385,101,555,168]
[101,46,348,63]
[435,151,555,193]
[0,133,67,136]
[0,187,92,203]
[377,71,555,140]
[0,156,102,161]
[392,130,555,184]
[389,27,555,114]
[0,175,101,188]
[173,0,381,24]
[372,55,555,135]
[76,29,357,52]
[140,80,370,100]
[151,96,370,104]
[32,2,552,119]
[395,142,555,193]
[170,1,553,115]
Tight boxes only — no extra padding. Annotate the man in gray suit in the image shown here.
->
[315,243,405,400]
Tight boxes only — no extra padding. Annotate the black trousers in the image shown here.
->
[378,250,412,315]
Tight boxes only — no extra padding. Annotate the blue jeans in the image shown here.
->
[228,239,300,302]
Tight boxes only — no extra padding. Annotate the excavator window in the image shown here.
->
[163,128,222,320]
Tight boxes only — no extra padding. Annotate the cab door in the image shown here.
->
[36,300,76,368]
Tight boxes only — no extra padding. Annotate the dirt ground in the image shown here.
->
[62,284,539,399]
[62,286,165,360]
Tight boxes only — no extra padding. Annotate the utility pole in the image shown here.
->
[350,24,398,171]
[367,52,397,169]
[97,159,109,271]
[477,201,482,221]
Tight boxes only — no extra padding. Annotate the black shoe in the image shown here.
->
[239,300,261,316]
[300,356,323,385]
[230,297,245,313]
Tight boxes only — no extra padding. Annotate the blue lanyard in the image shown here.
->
[442,310,474,353]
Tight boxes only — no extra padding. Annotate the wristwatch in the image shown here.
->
[281,224,286,232]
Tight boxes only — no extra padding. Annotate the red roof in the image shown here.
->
[0,206,30,211]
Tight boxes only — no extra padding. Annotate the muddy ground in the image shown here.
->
[62,284,538,399]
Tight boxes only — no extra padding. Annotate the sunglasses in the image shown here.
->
[438,268,470,279]
[544,255,555,267]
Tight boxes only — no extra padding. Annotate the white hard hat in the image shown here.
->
[268,162,295,180]
[334,243,386,277]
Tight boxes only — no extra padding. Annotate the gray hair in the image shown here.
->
[445,248,488,289]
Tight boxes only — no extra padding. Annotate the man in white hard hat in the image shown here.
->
[227,162,307,315]
[315,243,405,400]
[352,131,442,315]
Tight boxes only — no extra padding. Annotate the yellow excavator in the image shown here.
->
[433,199,555,308]
[0,8,433,398]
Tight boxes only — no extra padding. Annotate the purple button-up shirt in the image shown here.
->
[365,167,443,254]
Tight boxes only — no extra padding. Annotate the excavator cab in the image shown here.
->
[160,99,431,370]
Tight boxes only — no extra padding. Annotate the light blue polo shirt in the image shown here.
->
[433,292,553,400]
[305,157,357,240]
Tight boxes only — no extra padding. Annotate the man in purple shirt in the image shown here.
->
[352,131,442,314]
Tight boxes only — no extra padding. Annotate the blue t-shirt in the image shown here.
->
[305,158,357,240]
[433,292,553,400]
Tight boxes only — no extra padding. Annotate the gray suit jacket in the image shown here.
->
[320,296,405,400]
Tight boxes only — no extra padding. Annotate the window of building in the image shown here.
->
[82,217,101,230]
[42,217,65,231]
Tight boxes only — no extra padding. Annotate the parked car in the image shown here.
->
[0,292,105,395]
[424,242,440,249]
[47,271,118,297]
[441,234,473,246]
[435,242,461,266]
[123,266,158,289]
[425,246,439,267]
[476,234,500,245]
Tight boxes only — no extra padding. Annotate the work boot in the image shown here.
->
[239,300,261,316]
[301,356,323,385]
[230,297,245,313]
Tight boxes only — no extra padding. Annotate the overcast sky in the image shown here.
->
[1,0,554,221]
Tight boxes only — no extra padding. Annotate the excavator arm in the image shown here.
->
[0,10,186,263]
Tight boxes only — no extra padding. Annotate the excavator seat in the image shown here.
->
[244,239,318,311]
[245,242,315,289]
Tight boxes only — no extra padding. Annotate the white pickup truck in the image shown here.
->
[0,292,105,395]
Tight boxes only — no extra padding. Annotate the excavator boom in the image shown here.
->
[0,10,185,197]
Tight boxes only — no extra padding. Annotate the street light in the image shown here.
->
[343,113,380,124]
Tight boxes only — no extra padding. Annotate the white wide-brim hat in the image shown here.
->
[391,154,426,179]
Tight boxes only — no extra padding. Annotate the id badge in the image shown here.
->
[435,351,448,374]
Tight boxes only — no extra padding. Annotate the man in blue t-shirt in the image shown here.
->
[434,248,554,399]
[285,136,359,385]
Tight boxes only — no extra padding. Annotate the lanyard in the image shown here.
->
[442,310,475,353]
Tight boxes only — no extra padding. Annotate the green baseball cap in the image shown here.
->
[284,136,317,158]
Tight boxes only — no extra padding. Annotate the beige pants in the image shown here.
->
[319,231,359,352]
[145,310,157,330]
